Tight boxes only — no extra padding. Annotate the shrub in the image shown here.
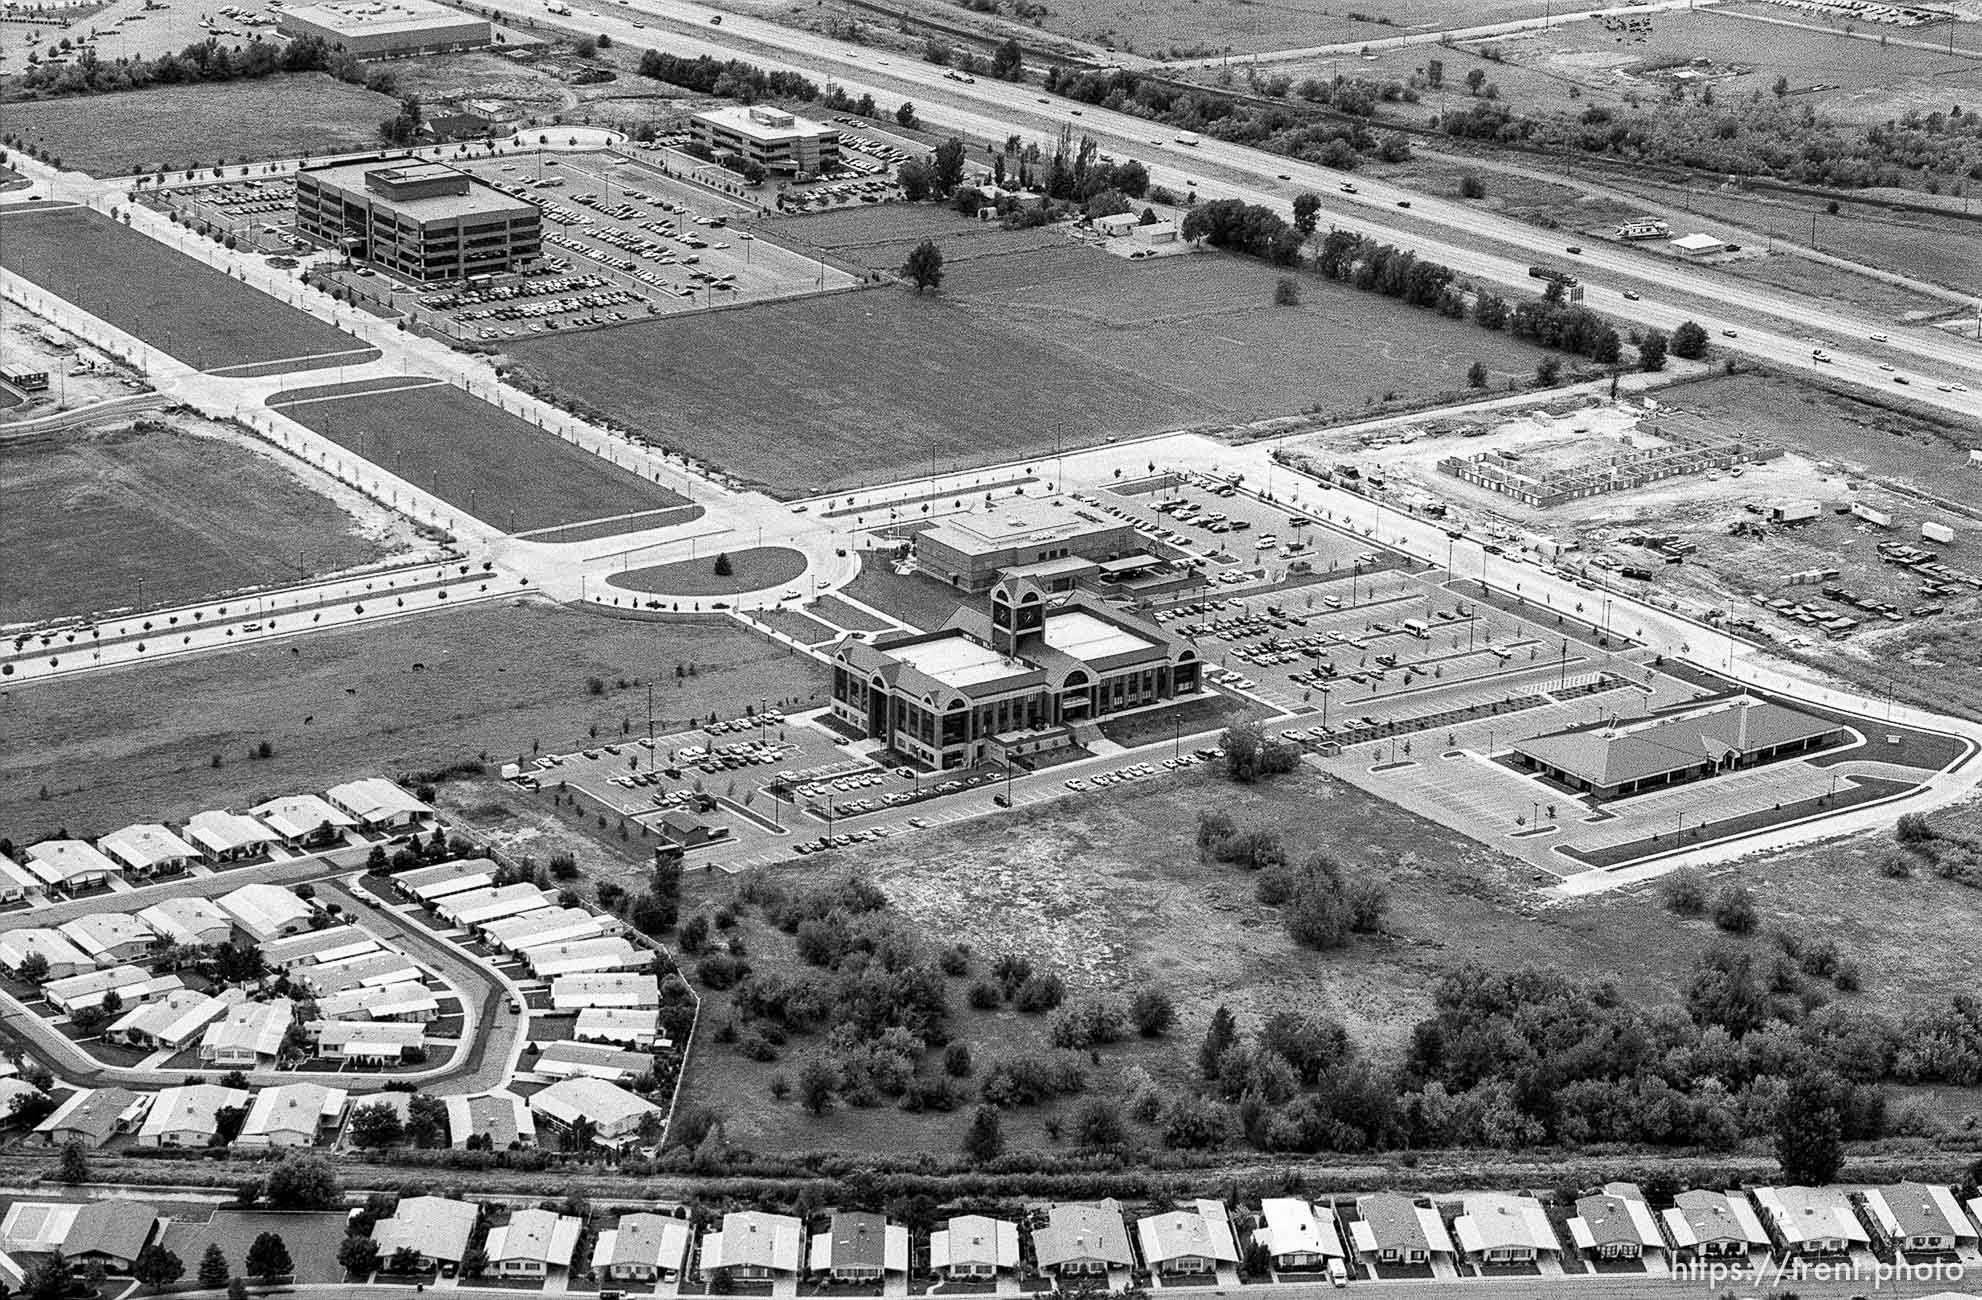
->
[697,953,746,990]
[1130,987,1176,1036]
[967,980,1003,1010]
[1661,867,1709,915]
[1710,883,1757,935]
[712,552,734,577]
[1273,277,1301,306]
[1876,851,1916,879]
[1014,971,1065,1013]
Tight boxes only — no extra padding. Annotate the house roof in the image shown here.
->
[1034,1201,1134,1268]
[445,1092,535,1149]
[703,1212,803,1273]
[318,981,439,1021]
[310,1019,426,1051]
[110,988,228,1044]
[1862,1184,1975,1243]
[594,1214,691,1273]
[1568,1194,1664,1251]
[46,964,182,1009]
[1665,1191,1769,1249]
[136,896,233,945]
[1754,1187,1871,1246]
[524,936,647,977]
[438,883,556,926]
[1513,696,1839,789]
[137,1084,251,1141]
[528,1075,660,1129]
[58,912,155,959]
[184,809,274,856]
[488,1208,582,1267]
[551,972,660,1008]
[538,1038,648,1081]
[263,925,381,969]
[240,1083,347,1140]
[1137,1201,1240,1267]
[25,839,121,885]
[0,928,92,972]
[200,997,294,1058]
[216,883,313,936]
[62,1200,157,1262]
[97,823,196,871]
[398,858,498,898]
[374,1197,478,1263]
[34,1087,143,1144]
[931,1216,1020,1271]
[483,907,604,951]
[247,794,355,840]
[1455,1195,1559,1255]
[1257,1198,1344,1260]
[326,777,431,822]
[1351,1195,1455,1257]
[809,1212,905,1273]
[303,949,423,994]
[575,1007,663,1045]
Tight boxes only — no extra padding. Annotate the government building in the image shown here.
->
[294,161,541,282]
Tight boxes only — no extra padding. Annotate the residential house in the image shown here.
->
[1032,1201,1135,1278]
[574,1007,664,1050]
[317,981,440,1023]
[397,858,496,904]
[0,854,44,904]
[58,912,156,966]
[436,883,557,928]
[298,949,424,996]
[444,1092,534,1150]
[108,988,230,1050]
[235,1083,349,1150]
[96,824,197,878]
[550,972,659,1011]
[0,1076,47,1117]
[1137,1200,1241,1277]
[1568,1191,1666,1262]
[248,794,355,847]
[1253,1197,1347,1272]
[372,1196,480,1269]
[183,809,275,863]
[1453,1194,1560,1266]
[136,896,233,948]
[1861,1183,1976,1256]
[325,778,431,830]
[699,1211,804,1281]
[485,1207,582,1278]
[45,965,182,1016]
[61,1200,161,1271]
[33,1087,147,1147]
[521,936,649,980]
[136,1083,251,1147]
[262,926,380,971]
[199,997,295,1065]
[930,1215,1020,1281]
[23,840,121,894]
[1752,1186,1872,1258]
[0,929,96,980]
[1350,1195,1458,1271]
[483,907,608,954]
[536,1039,648,1084]
[1662,1191,1770,1262]
[592,1213,693,1282]
[527,1075,660,1145]
[0,1202,79,1254]
[216,883,314,942]
[308,1019,427,1063]
[809,1211,909,1282]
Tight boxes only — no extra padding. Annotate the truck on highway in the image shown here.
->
[1528,263,1579,288]
[1174,131,1200,146]
[544,0,570,12]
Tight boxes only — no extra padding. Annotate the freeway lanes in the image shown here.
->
[494,0,1982,416]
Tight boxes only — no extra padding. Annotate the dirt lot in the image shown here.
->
[0,409,421,626]
[511,211,1544,497]
[0,205,379,374]
[0,603,827,841]
[673,766,1982,1156]
[268,379,687,534]
[0,75,403,176]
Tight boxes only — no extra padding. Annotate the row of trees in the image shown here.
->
[633,50,818,104]
[11,33,389,98]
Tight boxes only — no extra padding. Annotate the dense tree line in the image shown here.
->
[634,50,818,104]
[9,34,388,98]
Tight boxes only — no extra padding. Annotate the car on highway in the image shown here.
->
[1276,173,1290,180]
[1622,290,1640,300]
[1721,328,1737,338]
[1878,363,1895,372]
[1812,349,1831,362]
[1894,375,1910,385]
[1340,182,1357,193]
[1565,245,1581,254]
[1396,199,1411,207]
[1869,331,1890,341]
[1037,97,1050,103]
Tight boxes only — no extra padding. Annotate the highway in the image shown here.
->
[481,0,1982,419]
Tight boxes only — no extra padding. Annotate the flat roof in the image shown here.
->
[283,0,486,35]
[1041,609,1153,661]
[920,495,1119,558]
[888,635,1029,690]
[691,104,835,143]
[300,160,532,223]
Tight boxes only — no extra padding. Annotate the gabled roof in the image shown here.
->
[97,823,197,871]
[445,1092,536,1149]
[374,1196,478,1263]
[263,925,380,969]
[1514,696,1839,789]
[61,1199,157,1262]
[1137,1201,1240,1267]
[318,981,439,1021]
[326,777,431,822]
[58,912,155,959]
[184,809,274,856]
[0,928,92,972]
[109,988,228,1044]
[239,1083,347,1140]
[931,1216,1020,1271]
[808,1211,907,1273]
[136,896,233,945]
[200,997,294,1058]
[34,1087,143,1144]
[1753,1187,1871,1246]
[216,883,313,936]
[594,1214,691,1273]
[1664,1191,1769,1249]
[247,794,355,840]
[538,1039,648,1081]
[1351,1195,1455,1257]
[397,857,498,899]
[24,839,121,884]
[1861,1184,1975,1244]
[528,1075,660,1129]
[1455,1194,1559,1255]
[137,1084,251,1140]
[1033,1201,1134,1269]
[703,1211,803,1273]
[45,964,183,1009]
[488,1208,582,1267]
[1256,1198,1345,1260]
[1569,1194,1664,1251]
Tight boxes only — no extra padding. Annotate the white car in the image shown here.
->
[1064,778,1086,791]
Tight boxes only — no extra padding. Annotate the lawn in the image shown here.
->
[673,763,1982,1156]
[508,219,1544,498]
[983,0,1554,57]
[0,602,828,842]
[269,379,688,534]
[840,552,970,632]
[2,75,403,177]
[0,412,407,626]
[0,205,379,374]
[158,1208,350,1287]
[606,547,809,597]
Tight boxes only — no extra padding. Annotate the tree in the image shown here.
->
[897,158,933,202]
[406,1093,448,1148]
[388,1245,425,1274]
[56,1140,88,1184]
[962,1103,1003,1161]
[247,1232,293,1282]
[1775,1069,1845,1184]
[1459,174,1486,199]
[931,136,966,196]
[346,1100,405,1149]
[198,1244,231,1290]
[712,552,734,577]
[339,1235,381,1278]
[380,94,423,146]
[460,1247,489,1278]
[1465,68,1486,94]
[902,239,945,293]
[228,1279,250,1300]
[1130,986,1176,1036]
[1274,277,1301,306]
[1535,355,1563,386]
[265,1152,342,1209]
[1711,883,1757,934]
[1466,360,1489,388]
[895,101,918,128]
[16,952,48,984]
[1291,192,1321,235]
[798,1058,839,1115]
[22,1254,66,1300]
[990,36,1022,80]
[133,1244,184,1288]
[1671,320,1710,359]
[1639,328,1669,372]
[1199,1004,1237,1078]
[1072,1097,1125,1149]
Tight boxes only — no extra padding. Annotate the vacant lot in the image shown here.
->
[0,602,827,840]
[676,765,1982,1156]
[270,379,687,534]
[160,1207,350,1286]
[607,547,808,597]
[2,76,402,176]
[512,218,1542,497]
[0,205,378,374]
[0,413,412,626]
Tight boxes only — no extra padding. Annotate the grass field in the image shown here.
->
[269,380,688,534]
[160,1208,350,1285]
[0,412,406,626]
[841,552,970,632]
[1,75,402,176]
[607,547,809,597]
[510,215,1544,497]
[0,205,379,374]
[0,602,828,841]
[675,764,1982,1156]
